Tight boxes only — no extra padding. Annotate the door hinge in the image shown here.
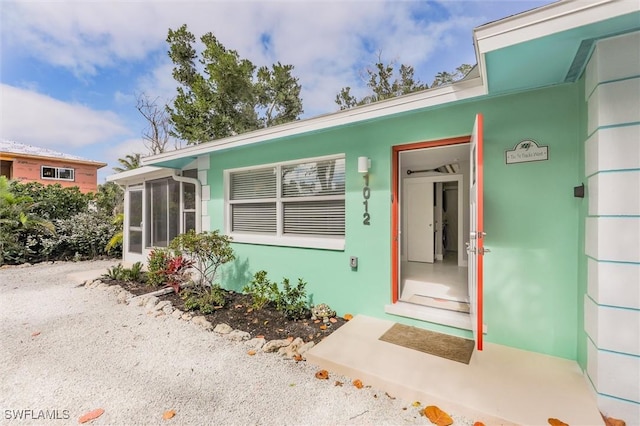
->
[478,247,491,255]
[470,231,486,240]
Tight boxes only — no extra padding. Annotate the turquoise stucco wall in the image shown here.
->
[209,83,583,360]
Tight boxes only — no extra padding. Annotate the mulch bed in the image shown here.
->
[102,279,347,343]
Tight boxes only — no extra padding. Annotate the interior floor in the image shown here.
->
[400,251,469,313]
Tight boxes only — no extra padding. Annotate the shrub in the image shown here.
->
[103,264,126,281]
[243,270,278,310]
[102,262,144,282]
[147,249,171,287]
[164,255,194,293]
[127,262,144,282]
[182,284,227,314]
[146,249,192,292]
[169,230,234,288]
[46,212,118,260]
[9,181,92,220]
[274,278,310,320]
[243,270,310,320]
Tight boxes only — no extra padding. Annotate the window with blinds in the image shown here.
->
[228,156,345,241]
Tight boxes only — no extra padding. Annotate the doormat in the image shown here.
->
[379,323,475,364]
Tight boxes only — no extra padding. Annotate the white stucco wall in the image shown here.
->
[584,30,640,424]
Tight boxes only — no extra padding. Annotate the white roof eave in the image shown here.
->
[142,76,487,167]
[474,0,637,54]
[105,166,173,184]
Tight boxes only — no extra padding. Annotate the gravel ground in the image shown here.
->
[0,261,473,426]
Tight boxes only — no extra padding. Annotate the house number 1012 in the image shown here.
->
[362,174,371,225]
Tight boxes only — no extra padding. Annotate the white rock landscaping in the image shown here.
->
[84,279,319,362]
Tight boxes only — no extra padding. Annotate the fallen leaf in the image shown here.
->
[412,401,421,407]
[247,350,257,356]
[308,334,314,340]
[334,380,343,387]
[256,335,265,339]
[319,325,327,330]
[162,410,176,420]
[315,369,329,380]
[329,318,338,323]
[603,415,626,426]
[473,422,486,426]
[246,308,253,313]
[548,419,569,426]
[314,320,321,324]
[423,406,453,426]
[303,322,309,326]
[234,304,243,309]
[78,408,105,424]
[286,336,294,342]
[353,379,363,389]
[263,320,269,325]
[31,331,41,337]
[343,314,353,321]
[293,354,303,362]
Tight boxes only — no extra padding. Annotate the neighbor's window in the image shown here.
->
[227,155,345,250]
[41,166,75,181]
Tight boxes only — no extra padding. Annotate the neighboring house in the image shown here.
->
[0,140,107,194]
[108,1,640,423]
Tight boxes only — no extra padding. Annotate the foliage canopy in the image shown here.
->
[166,24,304,145]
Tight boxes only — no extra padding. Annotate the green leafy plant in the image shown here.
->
[126,261,144,282]
[102,262,144,282]
[164,255,194,293]
[182,284,227,314]
[243,270,278,310]
[146,248,171,287]
[103,264,126,281]
[146,249,192,292]
[105,213,124,253]
[168,230,235,288]
[274,277,310,320]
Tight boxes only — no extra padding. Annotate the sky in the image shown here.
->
[0,0,552,184]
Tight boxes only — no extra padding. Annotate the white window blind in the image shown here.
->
[228,156,345,240]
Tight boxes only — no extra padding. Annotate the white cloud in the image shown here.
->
[2,0,523,117]
[2,0,552,141]
[0,84,129,148]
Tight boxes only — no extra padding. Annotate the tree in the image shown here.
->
[335,59,428,110]
[336,60,473,110]
[431,64,473,87]
[113,153,141,173]
[166,24,303,145]
[95,182,124,216]
[136,93,177,155]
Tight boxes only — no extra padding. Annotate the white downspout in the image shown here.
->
[171,170,202,234]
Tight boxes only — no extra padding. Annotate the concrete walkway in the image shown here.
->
[306,315,604,425]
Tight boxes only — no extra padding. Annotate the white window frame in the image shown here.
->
[41,166,75,181]
[225,154,345,251]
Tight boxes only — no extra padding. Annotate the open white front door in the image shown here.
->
[467,114,485,351]
[406,179,435,263]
